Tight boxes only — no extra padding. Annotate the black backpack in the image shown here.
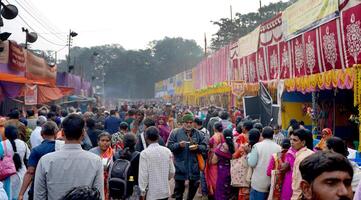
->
[108,151,139,199]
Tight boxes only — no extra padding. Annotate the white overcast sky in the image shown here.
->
[2,0,281,58]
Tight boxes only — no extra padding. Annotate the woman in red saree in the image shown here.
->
[89,132,113,200]
[205,121,224,197]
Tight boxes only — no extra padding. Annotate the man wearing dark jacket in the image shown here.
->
[104,110,122,134]
[135,118,165,152]
[167,113,207,200]
[86,118,102,147]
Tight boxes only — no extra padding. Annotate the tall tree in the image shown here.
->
[57,37,202,99]
[150,37,203,81]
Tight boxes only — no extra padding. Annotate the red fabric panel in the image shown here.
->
[292,35,306,77]
[257,48,268,81]
[280,41,292,79]
[304,29,322,75]
[247,53,258,83]
[267,44,280,80]
[341,3,361,67]
[319,19,345,71]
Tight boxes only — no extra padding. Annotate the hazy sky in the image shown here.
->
[3,0,281,58]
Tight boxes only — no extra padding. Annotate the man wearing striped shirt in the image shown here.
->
[139,126,175,200]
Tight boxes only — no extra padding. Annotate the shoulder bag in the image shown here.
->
[0,141,16,180]
[231,154,251,187]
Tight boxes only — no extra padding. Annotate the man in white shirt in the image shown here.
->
[139,126,175,200]
[248,126,281,200]
[34,114,104,200]
[30,116,47,149]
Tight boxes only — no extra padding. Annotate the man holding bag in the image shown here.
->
[167,113,207,200]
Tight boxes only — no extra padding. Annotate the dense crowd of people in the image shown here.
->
[0,103,360,200]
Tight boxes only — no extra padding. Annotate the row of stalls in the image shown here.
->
[155,45,232,108]
[0,40,93,115]
[155,0,361,150]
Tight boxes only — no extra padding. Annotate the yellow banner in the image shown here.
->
[231,82,259,97]
[183,80,194,94]
[174,80,195,95]
[283,0,338,39]
[155,81,164,92]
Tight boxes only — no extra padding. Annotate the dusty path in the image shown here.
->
[169,179,203,200]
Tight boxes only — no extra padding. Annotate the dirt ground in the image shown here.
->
[169,179,203,200]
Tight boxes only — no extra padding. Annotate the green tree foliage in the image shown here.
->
[57,37,202,99]
[210,0,297,50]
[150,37,203,81]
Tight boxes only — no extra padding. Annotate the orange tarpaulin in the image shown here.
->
[18,85,74,104]
[0,73,28,84]
[37,86,65,104]
[58,87,74,96]
[0,73,53,85]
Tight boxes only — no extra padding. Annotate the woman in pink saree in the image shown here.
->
[205,121,224,197]
[280,145,297,200]
[267,139,291,200]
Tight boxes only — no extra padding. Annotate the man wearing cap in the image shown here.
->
[167,113,207,200]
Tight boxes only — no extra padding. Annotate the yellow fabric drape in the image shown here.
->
[284,68,355,92]
[353,65,361,151]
